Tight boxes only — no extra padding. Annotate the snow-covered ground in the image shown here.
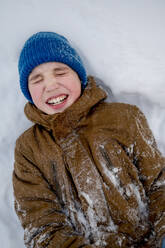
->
[0,0,165,247]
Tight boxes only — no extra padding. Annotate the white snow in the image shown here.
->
[0,0,165,247]
[100,156,124,195]
[126,184,148,220]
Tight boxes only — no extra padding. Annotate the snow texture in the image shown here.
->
[0,0,165,247]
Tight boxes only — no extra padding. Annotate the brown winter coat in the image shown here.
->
[13,77,165,248]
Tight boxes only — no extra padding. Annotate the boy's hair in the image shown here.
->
[18,31,87,103]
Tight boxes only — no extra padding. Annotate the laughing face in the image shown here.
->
[28,62,81,115]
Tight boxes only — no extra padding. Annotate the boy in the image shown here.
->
[13,31,165,247]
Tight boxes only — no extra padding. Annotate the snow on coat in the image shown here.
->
[13,76,165,247]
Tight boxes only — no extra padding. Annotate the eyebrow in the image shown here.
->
[29,66,69,82]
[29,74,42,82]
[53,66,69,72]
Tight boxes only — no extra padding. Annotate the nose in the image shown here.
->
[45,76,60,92]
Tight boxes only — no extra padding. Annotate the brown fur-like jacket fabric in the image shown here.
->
[13,77,165,247]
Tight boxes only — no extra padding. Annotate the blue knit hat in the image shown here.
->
[18,31,87,103]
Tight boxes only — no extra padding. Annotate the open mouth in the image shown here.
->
[46,94,68,106]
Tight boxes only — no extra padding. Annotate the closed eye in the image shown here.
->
[55,71,68,77]
[31,79,43,84]
[29,73,43,84]
[54,67,69,77]
[56,72,66,75]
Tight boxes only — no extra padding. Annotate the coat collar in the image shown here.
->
[24,76,107,140]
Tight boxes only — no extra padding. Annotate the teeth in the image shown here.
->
[47,95,67,105]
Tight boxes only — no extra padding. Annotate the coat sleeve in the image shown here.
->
[132,106,165,247]
[13,140,93,248]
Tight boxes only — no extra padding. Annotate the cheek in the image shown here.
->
[29,86,42,104]
[70,79,81,99]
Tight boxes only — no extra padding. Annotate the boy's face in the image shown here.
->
[28,62,81,115]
